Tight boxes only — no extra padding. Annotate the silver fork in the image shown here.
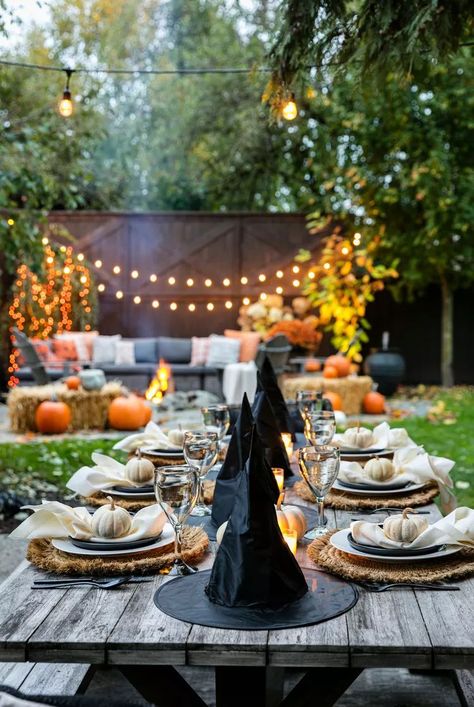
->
[358,582,460,592]
[31,577,132,590]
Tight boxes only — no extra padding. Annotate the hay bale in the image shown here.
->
[8,381,124,433]
[282,375,373,415]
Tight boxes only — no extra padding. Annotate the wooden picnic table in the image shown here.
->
[0,489,472,707]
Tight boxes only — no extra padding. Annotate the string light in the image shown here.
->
[58,69,74,117]
[242,297,250,305]
[131,270,139,279]
[133,295,141,304]
[41,237,49,245]
[77,253,84,261]
[205,278,212,287]
[258,273,266,282]
[281,93,297,121]
[188,303,196,312]
[152,299,160,308]
[240,276,248,285]
[207,302,214,311]
[276,286,283,294]
[260,293,267,300]
[323,262,330,270]
[308,271,315,279]
[225,300,233,309]
[113,265,121,274]
[292,265,300,274]
[94,259,102,268]
[186,278,194,287]
[170,302,178,310]
[276,270,284,278]
[116,290,123,299]
[341,246,350,255]
[168,276,176,285]
[80,275,87,284]
[150,273,157,282]
[7,218,14,226]
[98,284,105,292]
[223,278,231,287]
[292,279,300,287]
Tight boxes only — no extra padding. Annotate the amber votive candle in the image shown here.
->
[281,433,293,460]
[282,529,297,555]
[272,467,285,493]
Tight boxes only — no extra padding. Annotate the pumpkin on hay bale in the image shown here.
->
[363,391,386,414]
[35,399,71,434]
[108,394,151,431]
[325,355,351,377]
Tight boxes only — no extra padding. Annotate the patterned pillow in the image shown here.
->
[55,331,98,360]
[224,330,261,362]
[92,335,121,365]
[115,340,136,365]
[206,335,241,368]
[190,337,210,366]
[51,338,78,361]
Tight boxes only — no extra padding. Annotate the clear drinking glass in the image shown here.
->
[296,390,323,422]
[201,404,230,444]
[154,465,199,576]
[297,446,340,540]
[183,431,218,517]
[304,410,336,446]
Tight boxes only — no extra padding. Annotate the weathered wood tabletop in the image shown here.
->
[0,489,472,706]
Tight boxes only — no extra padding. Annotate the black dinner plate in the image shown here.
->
[337,479,412,492]
[339,447,386,455]
[142,448,184,456]
[347,532,443,557]
[112,484,154,494]
[70,535,161,551]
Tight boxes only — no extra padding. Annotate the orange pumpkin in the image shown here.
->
[108,396,146,431]
[35,400,71,434]
[138,398,152,425]
[65,376,81,391]
[325,354,351,377]
[323,391,343,411]
[323,365,339,379]
[304,358,321,373]
[363,391,386,414]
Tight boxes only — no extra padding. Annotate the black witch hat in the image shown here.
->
[211,393,254,528]
[259,355,296,441]
[205,426,308,609]
[252,387,292,477]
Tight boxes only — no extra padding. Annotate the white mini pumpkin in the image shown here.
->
[383,508,428,543]
[91,497,132,538]
[125,450,155,484]
[167,428,186,447]
[343,427,374,449]
[276,504,307,540]
[364,457,395,482]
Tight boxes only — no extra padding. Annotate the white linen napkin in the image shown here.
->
[10,500,167,541]
[113,421,180,453]
[334,422,417,450]
[338,447,457,513]
[351,507,474,549]
[66,452,147,498]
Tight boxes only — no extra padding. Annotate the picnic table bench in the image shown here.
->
[0,491,471,707]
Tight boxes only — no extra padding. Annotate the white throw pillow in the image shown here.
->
[206,334,241,368]
[92,334,121,365]
[115,340,136,365]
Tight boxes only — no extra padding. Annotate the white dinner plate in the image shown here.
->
[330,528,461,563]
[141,447,184,458]
[107,488,155,500]
[52,523,175,557]
[333,479,427,496]
[339,448,393,459]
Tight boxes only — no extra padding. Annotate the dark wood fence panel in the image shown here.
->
[48,211,473,384]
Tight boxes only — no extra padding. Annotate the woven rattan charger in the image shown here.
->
[293,480,439,511]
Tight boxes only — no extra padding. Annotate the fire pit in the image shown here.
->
[145,359,173,405]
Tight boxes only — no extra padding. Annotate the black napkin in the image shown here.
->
[211,393,254,528]
[205,427,308,609]
[259,356,296,441]
[252,388,292,477]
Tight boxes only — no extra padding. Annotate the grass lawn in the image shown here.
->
[0,387,472,508]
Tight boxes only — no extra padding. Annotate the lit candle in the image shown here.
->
[281,433,293,460]
[272,467,284,493]
[282,529,297,555]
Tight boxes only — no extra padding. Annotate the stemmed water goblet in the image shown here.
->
[201,404,230,448]
[297,446,340,540]
[296,390,323,424]
[183,431,218,516]
[304,410,336,447]
[154,465,199,576]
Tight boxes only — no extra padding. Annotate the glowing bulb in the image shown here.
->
[282,95,297,121]
[205,278,212,287]
[354,232,361,239]
[276,286,283,294]
[113,265,121,274]
[223,278,231,287]
[152,299,159,308]
[207,302,214,311]
[276,270,284,279]
[292,279,300,287]
[94,259,102,268]
[188,303,196,312]
[292,265,300,274]
[131,270,139,279]
[46,256,54,264]
[260,293,267,301]
[63,266,71,275]
[186,278,194,287]
[168,276,176,285]
[98,284,105,292]
[308,271,315,279]
[42,237,49,245]
[258,273,266,282]
[133,295,141,304]
[170,302,177,310]
[80,275,87,284]
[323,262,331,270]
[225,300,233,309]
[149,273,157,282]
[116,290,123,299]
[341,247,350,255]
[58,91,73,117]
[242,297,250,305]
[240,276,248,285]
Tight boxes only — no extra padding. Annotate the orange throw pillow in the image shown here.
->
[224,330,261,362]
[52,339,78,361]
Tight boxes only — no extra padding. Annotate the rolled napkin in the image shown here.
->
[339,446,456,513]
[10,500,167,541]
[334,422,417,450]
[113,421,181,453]
[67,452,148,497]
[351,507,474,550]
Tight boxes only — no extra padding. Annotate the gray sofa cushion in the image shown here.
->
[132,338,158,363]
[158,337,192,363]
[99,363,157,375]
[170,364,219,375]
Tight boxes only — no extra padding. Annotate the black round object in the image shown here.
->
[112,485,154,494]
[154,568,358,630]
[70,535,161,551]
[337,479,412,492]
[364,349,406,396]
[347,532,443,557]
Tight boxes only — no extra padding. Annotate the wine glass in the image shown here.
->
[154,465,199,576]
[183,431,218,517]
[297,446,340,540]
[304,410,336,446]
[296,390,323,422]
[201,404,230,445]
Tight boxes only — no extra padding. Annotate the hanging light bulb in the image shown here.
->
[282,93,298,121]
[58,69,74,118]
